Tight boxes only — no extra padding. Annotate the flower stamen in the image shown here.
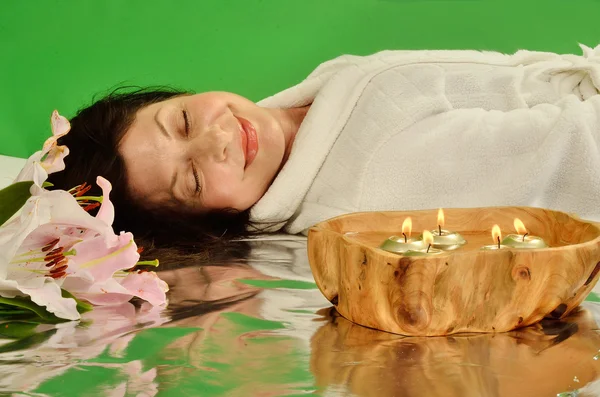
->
[69,182,92,197]
[82,203,101,212]
[45,247,63,257]
[50,271,67,279]
[45,257,65,267]
[49,264,68,274]
[41,238,60,252]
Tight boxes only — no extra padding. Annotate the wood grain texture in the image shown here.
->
[307,207,600,336]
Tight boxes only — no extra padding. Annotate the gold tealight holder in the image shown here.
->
[380,235,426,254]
[380,217,426,254]
[425,209,467,250]
[481,225,510,250]
[500,219,548,249]
[429,229,467,250]
[403,230,445,256]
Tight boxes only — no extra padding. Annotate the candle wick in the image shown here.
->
[522,232,528,242]
[497,237,500,249]
[427,244,431,253]
[402,233,407,243]
[439,225,442,235]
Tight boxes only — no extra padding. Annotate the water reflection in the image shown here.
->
[311,303,600,397]
[1,237,600,397]
[0,302,168,395]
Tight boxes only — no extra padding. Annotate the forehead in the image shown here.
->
[118,100,179,208]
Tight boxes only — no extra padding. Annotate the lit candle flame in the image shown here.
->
[402,217,412,240]
[437,208,445,229]
[492,225,502,247]
[514,218,527,235]
[423,230,434,247]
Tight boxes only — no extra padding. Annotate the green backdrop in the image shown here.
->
[1,0,599,159]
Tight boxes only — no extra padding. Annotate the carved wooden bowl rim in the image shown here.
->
[309,206,600,256]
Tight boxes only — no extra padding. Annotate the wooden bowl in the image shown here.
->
[307,207,600,336]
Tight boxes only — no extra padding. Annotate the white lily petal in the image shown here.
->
[0,279,26,298]
[14,152,44,183]
[0,196,52,279]
[20,280,80,321]
[42,145,69,175]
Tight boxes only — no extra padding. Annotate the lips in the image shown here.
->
[237,117,258,168]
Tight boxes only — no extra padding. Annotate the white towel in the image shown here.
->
[251,44,600,234]
[0,155,27,189]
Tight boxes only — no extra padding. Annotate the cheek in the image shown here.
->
[203,174,263,211]
[202,172,245,210]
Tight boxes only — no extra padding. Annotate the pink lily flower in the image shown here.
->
[0,177,168,320]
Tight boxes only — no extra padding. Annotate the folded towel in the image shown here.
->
[0,155,27,189]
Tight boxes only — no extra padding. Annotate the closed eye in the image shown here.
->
[183,109,190,136]
[192,162,201,194]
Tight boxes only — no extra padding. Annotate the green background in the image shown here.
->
[1,0,599,158]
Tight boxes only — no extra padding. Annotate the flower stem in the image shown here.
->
[136,259,160,267]
[75,196,103,203]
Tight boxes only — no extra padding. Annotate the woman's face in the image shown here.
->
[119,92,287,212]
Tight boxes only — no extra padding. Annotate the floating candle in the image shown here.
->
[380,217,426,253]
[481,225,510,250]
[426,208,467,250]
[404,230,444,256]
[501,218,548,249]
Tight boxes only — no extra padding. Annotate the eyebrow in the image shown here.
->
[154,108,170,139]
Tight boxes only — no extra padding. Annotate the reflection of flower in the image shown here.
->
[0,110,168,321]
[107,360,159,397]
[0,302,168,394]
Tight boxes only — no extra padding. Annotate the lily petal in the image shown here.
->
[42,110,71,153]
[20,279,80,320]
[0,196,52,279]
[74,277,133,306]
[42,145,69,175]
[68,232,139,282]
[95,176,115,226]
[14,152,48,194]
[120,271,169,306]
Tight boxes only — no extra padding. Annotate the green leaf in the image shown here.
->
[42,181,54,188]
[0,181,34,227]
[61,289,93,314]
[0,296,64,323]
[0,328,57,353]
[0,321,40,339]
[237,279,318,290]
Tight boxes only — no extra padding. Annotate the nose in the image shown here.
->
[191,125,233,162]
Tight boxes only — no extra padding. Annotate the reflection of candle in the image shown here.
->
[501,218,548,249]
[380,217,426,254]
[481,225,510,250]
[404,230,444,256]
[427,208,467,251]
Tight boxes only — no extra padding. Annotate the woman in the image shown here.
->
[48,44,600,247]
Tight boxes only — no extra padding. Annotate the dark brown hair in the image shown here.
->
[47,87,257,254]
